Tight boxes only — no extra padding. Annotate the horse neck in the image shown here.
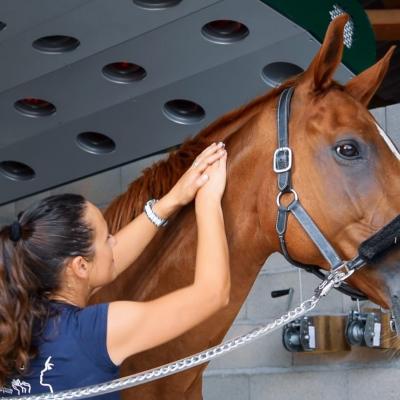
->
[219,99,281,282]
[146,97,278,301]
[95,95,282,304]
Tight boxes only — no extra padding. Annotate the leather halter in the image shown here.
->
[274,87,367,300]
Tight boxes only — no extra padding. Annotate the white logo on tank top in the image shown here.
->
[0,356,56,395]
[0,378,31,395]
[10,379,31,395]
[39,356,54,393]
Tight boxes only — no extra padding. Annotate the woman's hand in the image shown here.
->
[168,142,227,207]
[195,144,227,205]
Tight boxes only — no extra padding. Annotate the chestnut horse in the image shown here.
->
[89,14,400,399]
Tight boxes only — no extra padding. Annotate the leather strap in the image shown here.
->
[276,87,294,192]
[288,200,343,269]
[273,88,368,301]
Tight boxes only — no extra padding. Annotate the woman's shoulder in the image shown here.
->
[48,301,110,331]
[36,301,118,371]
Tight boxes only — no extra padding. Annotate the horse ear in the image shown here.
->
[301,14,349,91]
[345,46,396,106]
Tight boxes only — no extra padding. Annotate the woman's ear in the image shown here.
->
[70,255,90,279]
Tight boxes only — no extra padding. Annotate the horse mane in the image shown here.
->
[103,77,301,233]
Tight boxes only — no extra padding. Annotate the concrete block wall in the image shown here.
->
[0,105,399,399]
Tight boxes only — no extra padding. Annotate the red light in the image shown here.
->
[24,98,48,107]
[115,62,132,70]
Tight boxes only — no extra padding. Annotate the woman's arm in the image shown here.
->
[110,142,226,280]
[107,201,229,366]
[107,151,229,366]
[111,193,180,279]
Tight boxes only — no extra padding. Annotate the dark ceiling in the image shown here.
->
[0,0,393,206]
[1,0,360,206]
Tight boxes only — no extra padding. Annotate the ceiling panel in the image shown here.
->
[0,0,375,205]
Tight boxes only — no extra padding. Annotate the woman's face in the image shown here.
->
[85,201,117,290]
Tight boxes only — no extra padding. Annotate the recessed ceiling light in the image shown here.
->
[132,0,182,10]
[261,62,304,87]
[14,98,56,117]
[201,20,249,44]
[102,62,146,84]
[76,132,116,155]
[32,35,80,54]
[163,99,205,125]
[0,161,35,181]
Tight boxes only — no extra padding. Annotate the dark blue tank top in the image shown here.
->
[0,301,121,399]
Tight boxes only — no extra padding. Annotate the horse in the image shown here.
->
[89,14,400,399]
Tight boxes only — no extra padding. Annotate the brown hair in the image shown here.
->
[0,193,95,386]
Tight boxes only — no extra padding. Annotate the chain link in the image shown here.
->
[1,268,351,400]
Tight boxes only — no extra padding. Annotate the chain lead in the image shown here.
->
[1,269,350,400]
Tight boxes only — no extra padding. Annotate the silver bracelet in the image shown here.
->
[144,199,168,228]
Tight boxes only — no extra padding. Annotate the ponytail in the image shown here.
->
[0,193,95,386]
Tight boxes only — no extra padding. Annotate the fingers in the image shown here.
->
[192,143,218,166]
[192,143,226,172]
[195,172,209,187]
[198,149,226,172]
[210,149,227,170]
[201,142,224,158]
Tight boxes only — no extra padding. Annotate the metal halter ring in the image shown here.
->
[276,189,298,208]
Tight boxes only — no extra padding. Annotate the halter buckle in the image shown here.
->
[273,147,292,173]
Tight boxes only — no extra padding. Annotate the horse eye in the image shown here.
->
[335,143,360,159]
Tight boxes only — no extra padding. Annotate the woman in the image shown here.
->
[0,142,229,399]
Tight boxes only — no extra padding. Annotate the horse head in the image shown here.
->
[255,14,399,312]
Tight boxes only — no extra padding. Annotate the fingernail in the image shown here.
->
[203,174,209,180]
[218,142,224,148]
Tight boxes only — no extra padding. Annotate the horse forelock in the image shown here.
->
[103,77,303,233]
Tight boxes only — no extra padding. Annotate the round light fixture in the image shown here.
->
[14,98,56,117]
[133,0,182,10]
[201,20,249,44]
[32,35,80,54]
[0,161,35,181]
[102,62,146,83]
[163,99,205,124]
[261,62,304,87]
[76,132,116,155]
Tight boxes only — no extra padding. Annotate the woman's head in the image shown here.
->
[71,200,117,293]
[0,193,116,385]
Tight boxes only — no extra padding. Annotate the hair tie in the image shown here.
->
[9,221,22,242]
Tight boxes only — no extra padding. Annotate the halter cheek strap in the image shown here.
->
[274,87,368,300]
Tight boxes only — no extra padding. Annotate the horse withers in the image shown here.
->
[90,13,400,400]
